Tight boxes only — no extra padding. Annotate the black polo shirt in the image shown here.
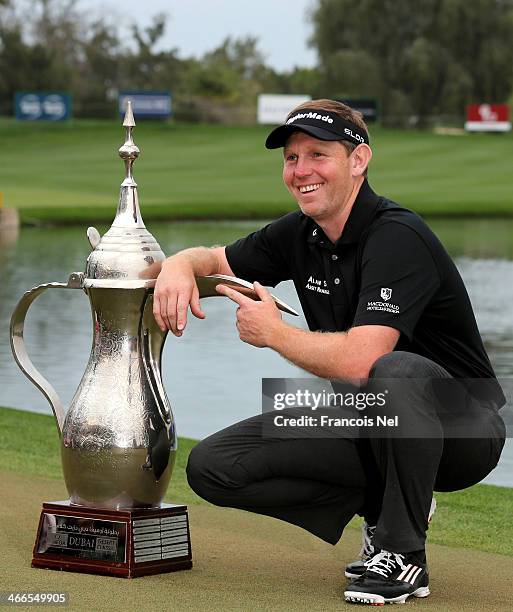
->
[225,179,504,405]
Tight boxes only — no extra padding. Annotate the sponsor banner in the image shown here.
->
[15,92,71,121]
[257,94,311,125]
[337,98,379,123]
[119,91,172,119]
[465,103,511,132]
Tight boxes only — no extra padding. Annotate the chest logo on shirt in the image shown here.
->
[380,287,392,301]
[305,275,330,295]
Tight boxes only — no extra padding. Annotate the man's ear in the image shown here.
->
[351,144,372,177]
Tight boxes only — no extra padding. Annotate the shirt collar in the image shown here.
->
[306,179,381,248]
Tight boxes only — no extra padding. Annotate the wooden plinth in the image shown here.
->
[32,501,192,578]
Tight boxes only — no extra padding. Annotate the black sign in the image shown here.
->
[337,98,379,123]
[37,513,127,563]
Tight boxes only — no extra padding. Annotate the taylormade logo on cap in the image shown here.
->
[286,112,334,125]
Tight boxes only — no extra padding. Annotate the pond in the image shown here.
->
[0,218,512,486]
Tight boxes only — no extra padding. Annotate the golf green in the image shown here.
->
[1,470,512,611]
[1,119,512,224]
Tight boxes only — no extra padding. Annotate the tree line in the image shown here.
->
[310,0,513,125]
[1,0,512,125]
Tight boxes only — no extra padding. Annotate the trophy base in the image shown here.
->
[32,501,192,578]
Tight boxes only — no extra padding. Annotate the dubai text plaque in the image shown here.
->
[32,502,192,578]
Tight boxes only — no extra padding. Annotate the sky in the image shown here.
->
[86,0,318,72]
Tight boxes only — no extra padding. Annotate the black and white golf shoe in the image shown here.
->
[344,522,376,579]
[344,550,430,605]
[344,498,437,580]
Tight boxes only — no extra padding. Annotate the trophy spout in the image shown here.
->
[196,274,300,316]
[9,274,85,435]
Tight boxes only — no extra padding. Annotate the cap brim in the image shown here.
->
[265,124,343,149]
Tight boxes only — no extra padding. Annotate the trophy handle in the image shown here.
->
[9,273,84,435]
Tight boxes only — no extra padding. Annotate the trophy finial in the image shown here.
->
[118,100,140,186]
[123,100,136,128]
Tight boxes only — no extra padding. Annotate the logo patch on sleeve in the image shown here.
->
[367,288,400,314]
[380,287,392,301]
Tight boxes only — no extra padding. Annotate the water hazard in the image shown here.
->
[1,219,512,486]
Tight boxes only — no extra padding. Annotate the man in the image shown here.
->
[153,100,505,605]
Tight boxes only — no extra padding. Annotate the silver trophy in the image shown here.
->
[9,102,297,577]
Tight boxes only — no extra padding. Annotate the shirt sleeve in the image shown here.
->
[352,222,441,340]
[224,214,295,286]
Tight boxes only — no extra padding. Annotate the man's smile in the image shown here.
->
[298,183,323,194]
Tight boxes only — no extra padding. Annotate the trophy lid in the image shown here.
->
[84,101,165,282]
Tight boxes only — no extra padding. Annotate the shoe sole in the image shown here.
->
[344,586,430,605]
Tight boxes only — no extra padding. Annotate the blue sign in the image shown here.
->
[15,92,72,121]
[119,92,172,119]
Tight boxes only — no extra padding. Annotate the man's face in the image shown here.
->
[282,131,354,224]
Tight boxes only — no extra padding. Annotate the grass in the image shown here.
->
[0,118,512,224]
[1,405,512,557]
[0,405,205,506]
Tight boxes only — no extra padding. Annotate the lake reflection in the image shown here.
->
[1,218,512,486]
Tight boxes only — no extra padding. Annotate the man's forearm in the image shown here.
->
[267,321,356,380]
[154,246,227,333]
[162,247,221,277]
[266,319,398,381]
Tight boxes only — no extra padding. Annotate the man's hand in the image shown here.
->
[216,281,283,348]
[153,256,205,336]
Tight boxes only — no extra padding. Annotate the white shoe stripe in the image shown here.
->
[402,565,419,583]
[397,564,412,581]
[409,567,423,584]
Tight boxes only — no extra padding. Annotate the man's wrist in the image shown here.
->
[266,319,292,351]
[162,250,203,275]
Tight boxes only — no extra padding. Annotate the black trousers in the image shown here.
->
[186,352,506,552]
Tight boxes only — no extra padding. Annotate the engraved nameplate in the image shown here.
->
[37,513,127,563]
[132,516,189,564]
